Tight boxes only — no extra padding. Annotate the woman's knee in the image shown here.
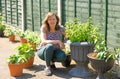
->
[55,53,67,62]
[60,53,67,61]
[45,44,54,51]
[37,49,44,60]
[37,44,54,60]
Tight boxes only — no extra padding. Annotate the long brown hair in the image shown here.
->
[42,12,60,31]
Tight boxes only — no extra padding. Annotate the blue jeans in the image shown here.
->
[37,44,67,67]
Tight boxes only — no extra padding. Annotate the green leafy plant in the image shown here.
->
[0,15,3,24]
[15,43,35,60]
[0,16,6,31]
[65,18,100,44]
[96,48,120,62]
[93,37,120,62]
[17,29,27,38]
[4,27,15,37]
[25,30,41,45]
[6,54,27,64]
[20,32,26,38]
[0,25,5,30]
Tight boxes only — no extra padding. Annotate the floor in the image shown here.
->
[0,37,119,79]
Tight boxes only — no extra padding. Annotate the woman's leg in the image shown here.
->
[53,49,67,62]
[37,44,55,76]
[37,44,54,67]
[37,46,46,60]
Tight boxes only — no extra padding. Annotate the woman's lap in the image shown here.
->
[37,44,66,62]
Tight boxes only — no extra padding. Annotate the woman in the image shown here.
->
[37,12,67,76]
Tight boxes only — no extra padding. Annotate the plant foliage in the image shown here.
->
[25,30,41,45]
[65,18,101,44]
[6,54,27,64]
[0,16,6,30]
[15,43,35,60]
[4,27,15,37]
[95,45,120,62]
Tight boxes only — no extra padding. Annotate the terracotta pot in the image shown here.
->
[8,63,23,76]
[23,57,34,68]
[87,53,115,79]
[9,35,15,42]
[20,38,27,44]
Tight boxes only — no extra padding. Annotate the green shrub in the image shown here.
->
[6,54,27,64]
[15,43,35,60]
[65,18,101,44]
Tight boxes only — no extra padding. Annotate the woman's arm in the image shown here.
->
[40,26,64,48]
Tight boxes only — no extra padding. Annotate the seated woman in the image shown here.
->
[37,12,67,76]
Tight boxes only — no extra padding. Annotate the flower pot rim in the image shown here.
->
[8,63,23,65]
[87,52,115,61]
[71,42,94,46]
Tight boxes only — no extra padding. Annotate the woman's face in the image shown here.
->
[47,15,57,28]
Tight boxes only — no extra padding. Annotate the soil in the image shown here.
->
[87,52,97,59]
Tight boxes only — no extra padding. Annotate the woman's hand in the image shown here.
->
[40,40,65,49]
[40,42,46,47]
[58,41,65,49]
[60,43,65,49]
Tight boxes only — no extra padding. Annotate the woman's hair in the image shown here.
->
[42,12,60,31]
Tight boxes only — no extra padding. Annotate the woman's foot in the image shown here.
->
[45,67,52,76]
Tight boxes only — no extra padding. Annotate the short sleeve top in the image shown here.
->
[46,25,64,41]
[41,25,65,49]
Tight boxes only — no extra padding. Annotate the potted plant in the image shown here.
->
[17,30,27,44]
[6,54,27,76]
[0,25,5,37]
[4,27,15,42]
[25,30,41,50]
[65,18,102,77]
[20,33,27,44]
[15,43,35,68]
[0,16,6,37]
[87,40,120,79]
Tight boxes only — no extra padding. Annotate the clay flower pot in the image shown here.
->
[8,63,23,76]
[87,53,115,79]
[20,38,27,44]
[23,57,34,68]
[9,35,15,42]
